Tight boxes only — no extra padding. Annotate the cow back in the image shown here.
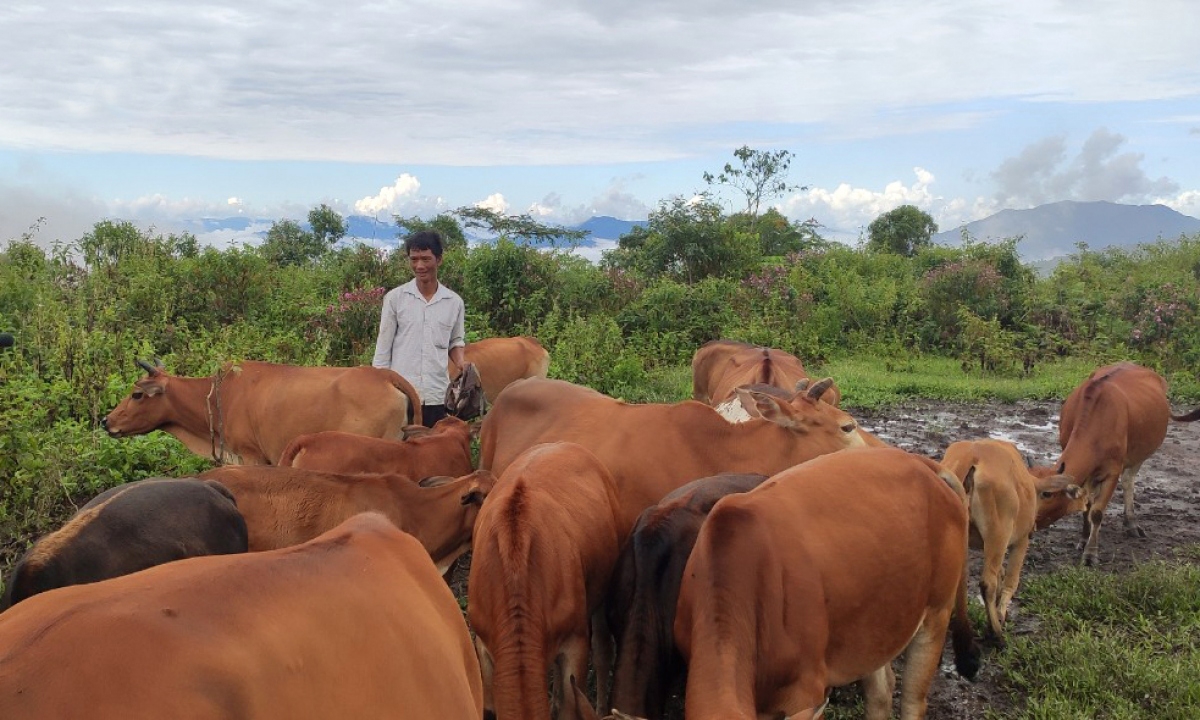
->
[0,513,482,719]
[1059,362,1171,479]
[1,478,247,611]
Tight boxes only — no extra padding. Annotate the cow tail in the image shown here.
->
[1171,406,1200,422]
[389,373,423,426]
[949,496,982,681]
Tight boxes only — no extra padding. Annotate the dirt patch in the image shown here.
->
[854,399,1200,718]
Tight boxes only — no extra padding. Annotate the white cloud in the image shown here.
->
[354,174,423,215]
[780,167,947,241]
[475,193,509,214]
[1,1,1197,165]
[1160,189,1200,219]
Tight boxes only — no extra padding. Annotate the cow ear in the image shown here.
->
[1035,473,1078,495]
[143,382,165,397]
[794,378,811,393]
[735,388,794,428]
[419,475,455,488]
[468,419,484,440]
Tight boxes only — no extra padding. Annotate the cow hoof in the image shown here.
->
[1126,525,1147,538]
[1081,552,1099,567]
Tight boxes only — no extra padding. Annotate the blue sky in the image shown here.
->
[2,0,1198,250]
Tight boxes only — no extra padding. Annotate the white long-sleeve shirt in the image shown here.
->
[372,280,465,405]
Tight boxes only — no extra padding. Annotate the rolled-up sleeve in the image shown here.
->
[450,299,466,349]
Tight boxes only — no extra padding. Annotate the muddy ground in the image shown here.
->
[854,399,1200,719]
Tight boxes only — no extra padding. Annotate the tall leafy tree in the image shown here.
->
[452,207,587,247]
[703,146,805,218]
[308,204,347,247]
[394,212,469,250]
[604,196,758,282]
[867,205,938,256]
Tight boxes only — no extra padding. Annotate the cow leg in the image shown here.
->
[997,532,1032,632]
[474,636,497,720]
[1080,479,1118,566]
[898,611,951,720]
[1120,463,1146,538]
[860,663,896,720]
[589,607,614,715]
[978,528,1009,642]
[556,633,591,720]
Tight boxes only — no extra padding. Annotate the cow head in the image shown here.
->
[1030,471,1086,530]
[102,359,171,437]
[446,362,486,420]
[735,380,866,449]
[459,469,497,507]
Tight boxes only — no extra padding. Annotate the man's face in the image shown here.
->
[407,248,441,282]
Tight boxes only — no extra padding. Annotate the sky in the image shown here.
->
[2,0,1199,253]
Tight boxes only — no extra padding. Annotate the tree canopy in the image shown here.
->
[866,205,938,256]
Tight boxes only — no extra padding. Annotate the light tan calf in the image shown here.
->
[941,439,1084,641]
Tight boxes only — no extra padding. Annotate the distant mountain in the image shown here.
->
[190,214,647,249]
[933,201,1200,260]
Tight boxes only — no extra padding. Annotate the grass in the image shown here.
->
[989,553,1200,719]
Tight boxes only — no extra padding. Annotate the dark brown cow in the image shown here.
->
[201,465,494,574]
[1046,362,1200,565]
[691,339,841,408]
[941,439,1084,641]
[1,478,247,611]
[469,442,623,720]
[479,377,867,533]
[103,360,422,465]
[450,336,551,403]
[607,472,769,719]
[0,513,483,719]
[278,415,474,478]
[674,448,979,720]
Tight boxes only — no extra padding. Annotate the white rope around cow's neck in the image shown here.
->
[205,368,228,465]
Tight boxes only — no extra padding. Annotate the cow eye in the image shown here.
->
[840,422,856,433]
[1039,491,1054,499]
[132,391,145,400]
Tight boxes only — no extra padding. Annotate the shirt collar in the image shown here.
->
[401,279,452,302]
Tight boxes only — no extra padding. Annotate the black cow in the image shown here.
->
[605,472,770,718]
[1,478,248,610]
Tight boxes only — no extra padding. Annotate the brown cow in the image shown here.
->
[1046,362,1200,565]
[278,415,474,478]
[606,472,770,719]
[103,359,423,465]
[479,377,867,532]
[941,439,1084,641]
[1,478,247,611]
[674,448,980,720]
[201,465,494,574]
[450,336,551,403]
[0,513,483,720]
[468,442,623,720]
[691,339,841,409]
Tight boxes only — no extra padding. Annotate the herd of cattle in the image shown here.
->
[2,336,1198,719]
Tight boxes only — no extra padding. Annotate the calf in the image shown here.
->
[606,472,769,719]
[0,513,483,719]
[675,448,979,720]
[941,439,1084,641]
[468,442,624,720]
[1047,362,1200,565]
[450,336,551,403]
[278,415,474,478]
[1,478,247,611]
[201,465,494,574]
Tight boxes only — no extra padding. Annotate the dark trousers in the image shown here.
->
[421,404,448,428]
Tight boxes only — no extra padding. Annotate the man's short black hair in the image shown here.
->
[404,230,444,259]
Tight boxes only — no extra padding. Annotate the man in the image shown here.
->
[373,231,466,427]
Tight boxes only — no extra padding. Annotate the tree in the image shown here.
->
[308,204,347,247]
[703,146,805,218]
[451,207,587,247]
[604,196,758,282]
[867,205,938,256]
[259,205,346,266]
[394,212,469,250]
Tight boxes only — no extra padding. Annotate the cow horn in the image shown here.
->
[806,377,835,401]
[136,358,160,376]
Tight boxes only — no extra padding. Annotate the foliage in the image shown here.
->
[605,196,759,282]
[258,205,348,267]
[866,204,938,256]
[394,212,468,250]
[451,206,588,247]
[702,145,804,218]
[460,238,560,336]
